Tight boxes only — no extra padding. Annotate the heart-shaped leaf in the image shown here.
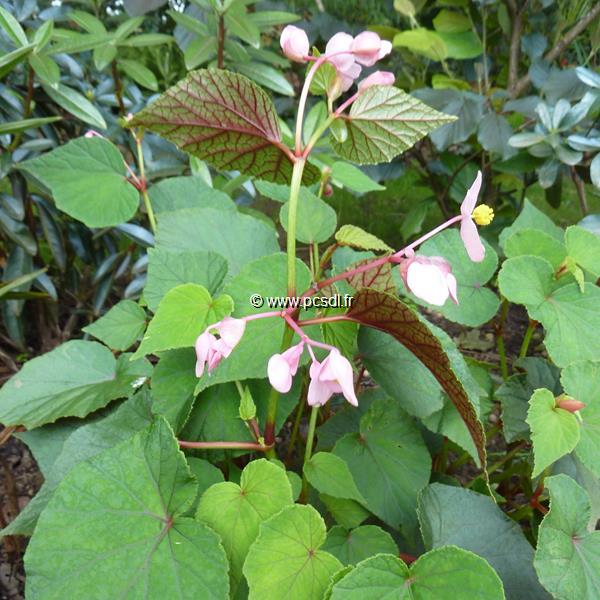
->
[197,459,293,595]
[534,475,600,599]
[328,547,504,599]
[527,388,580,477]
[24,418,230,599]
[83,300,146,351]
[331,86,456,164]
[323,525,398,566]
[0,341,150,428]
[304,452,366,504]
[130,69,319,184]
[243,504,343,599]
[20,137,138,227]
[346,288,486,469]
[280,190,337,244]
[133,283,233,358]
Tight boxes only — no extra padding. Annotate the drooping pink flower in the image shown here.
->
[358,70,395,91]
[267,342,304,393]
[338,62,362,92]
[325,32,356,73]
[351,32,392,67]
[460,171,487,263]
[307,349,358,407]
[194,318,246,377]
[280,25,310,63]
[399,253,458,306]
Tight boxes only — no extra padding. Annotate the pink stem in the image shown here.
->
[243,311,282,322]
[298,315,350,326]
[394,215,463,259]
[334,91,360,116]
[295,57,327,155]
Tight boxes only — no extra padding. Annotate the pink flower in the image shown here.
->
[358,70,395,91]
[460,171,487,263]
[351,32,392,67]
[267,342,304,393]
[556,396,586,413]
[194,318,246,377]
[325,32,355,73]
[339,62,362,92]
[307,349,358,407]
[280,25,310,63]
[84,130,103,138]
[399,253,458,306]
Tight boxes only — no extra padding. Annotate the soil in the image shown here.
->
[0,303,536,598]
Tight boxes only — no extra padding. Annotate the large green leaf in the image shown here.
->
[565,225,600,277]
[329,548,505,599]
[130,68,319,184]
[25,418,230,599]
[2,391,153,537]
[534,475,600,600]
[133,283,233,358]
[331,85,456,164]
[561,360,600,478]
[41,83,107,129]
[243,504,343,600]
[83,300,146,351]
[418,483,550,600]
[498,199,563,250]
[347,288,486,468]
[400,229,499,326]
[197,459,293,596]
[149,176,235,215]
[323,525,398,566]
[504,229,567,269]
[155,207,279,277]
[20,137,138,227]
[527,389,580,477]
[145,248,228,313]
[0,341,150,428]
[279,191,337,244]
[498,256,600,366]
[333,396,431,534]
[304,452,366,504]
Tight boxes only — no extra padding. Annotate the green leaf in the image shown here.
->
[41,83,107,129]
[323,525,398,566]
[243,504,343,600]
[24,418,230,599]
[186,457,224,509]
[433,8,471,33]
[20,137,137,227]
[155,207,279,277]
[331,86,456,164]
[234,61,295,97]
[399,229,499,327]
[527,389,580,477]
[534,475,600,600]
[393,28,448,60]
[2,391,153,536]
[331,162,385,193]
[118,58,158,91]
[304,452,366,504]
[224,5,260,47]
[28,53,60,85]
[184,35,216,70]
[561,360,600,478]
[0,116,61,135]
[321,496,371,530]
[130,69,319,185]
[194,254,311,391]
[333,396,431,533]
[347,289,487,469]
[418,483,550,599]
[149,176,235,215]
[438,31,483,59]
[329,548,505,599]
[46,31,110,55]
[565,225,600,277]
[83,300,146,351]
[255,180,318,204]
[133,283,233,358]
[335,225,392,252]
[119,33,172,47]
[504,228,567,269]
[498,199,563,250]
[280,191,337,244]
[145,248,228,312]
[151,348,197,432]
[498,256,600,366]
[0,6,28,46]
[0,341,150,429]
[197,459,293,595]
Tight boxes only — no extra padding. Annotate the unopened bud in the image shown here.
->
[358,71,395,91]
[556,395,586,413]
[323,183,334,197]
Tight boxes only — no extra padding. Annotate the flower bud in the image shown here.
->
[280,25,310,63]
[556,395,586,413]
[358,71,395,91]
[351,31,392,67]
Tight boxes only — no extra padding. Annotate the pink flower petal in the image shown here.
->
[351,31,382,67]
[378,40,392,60]
[358,70,395,91]
[447,273,459,304]
[460,170,482,216]
[216,317,246,349]
[406,261,450,306]
[195,331,216,377]
[319,349,358,406]
[460,217,485,262]
[280,25,309,62]
[307,360,335,407]
[268,353,293,393]
[326,32,355,73]
[281,342,304,376]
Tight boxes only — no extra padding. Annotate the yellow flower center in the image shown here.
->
[472,204,494,226]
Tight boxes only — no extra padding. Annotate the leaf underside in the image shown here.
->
[130,68,319,185]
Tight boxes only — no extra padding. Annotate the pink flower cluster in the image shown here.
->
[281,25,394,93]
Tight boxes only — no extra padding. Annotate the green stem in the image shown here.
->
[497,299,509,381]
[135,133,157,234]
[301,405,319,501]
[286,157,306,297]
[519,320,537,359]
